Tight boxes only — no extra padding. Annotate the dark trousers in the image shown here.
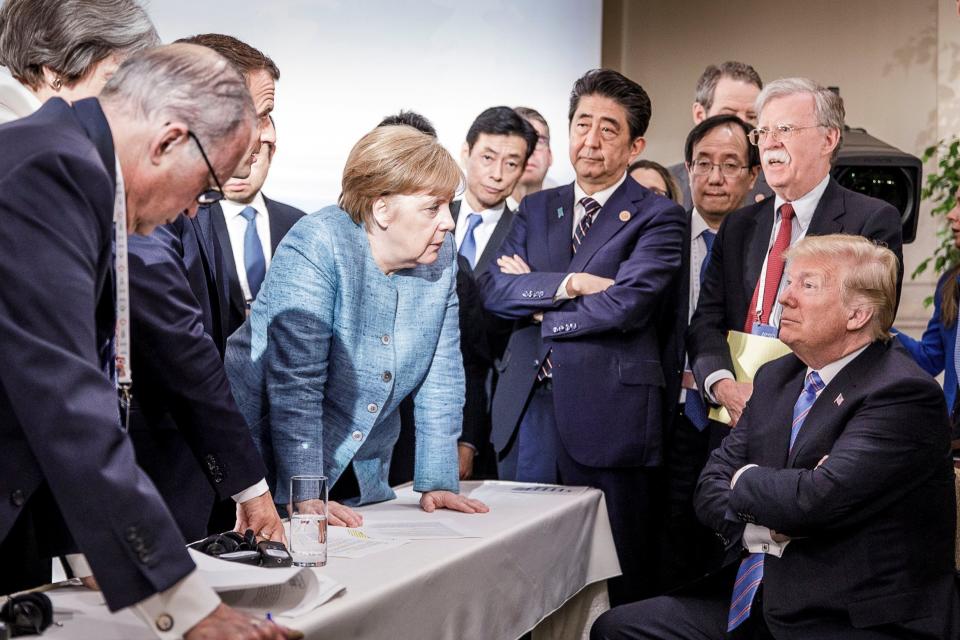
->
[498,381,656,606]
[659,406,723,591]
[591,565,773,640]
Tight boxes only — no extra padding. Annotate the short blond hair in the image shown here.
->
[784,234,899,341]
[339,125,462,226]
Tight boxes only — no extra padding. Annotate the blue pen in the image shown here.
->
[266,612,273,623]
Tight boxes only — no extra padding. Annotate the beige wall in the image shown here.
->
[603,0,954,330]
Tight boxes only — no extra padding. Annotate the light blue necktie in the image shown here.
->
[684,229,717,431]
[728,370,824,631]
[239,206,266,301]
[458,213,484,269]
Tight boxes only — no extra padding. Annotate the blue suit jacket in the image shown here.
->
[896,271,959,410]
[225,207,463,505]
[0,98,194,610]
[478,177,686,468]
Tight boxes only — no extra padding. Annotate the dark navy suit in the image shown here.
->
[0,98,194,609]
[479,176,685,604]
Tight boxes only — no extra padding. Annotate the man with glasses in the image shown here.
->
[686,77,902,432]
[658,114,760,590]
[667,61,772,209]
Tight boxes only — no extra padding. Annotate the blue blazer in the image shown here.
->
[225,207,463,505]
[0,98,194,610]
[895,271,958,410]
[478,177,686,468]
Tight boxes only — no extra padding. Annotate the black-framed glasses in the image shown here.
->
[187,130,225,205]
[690,160,748,178]
[747,124,823,146]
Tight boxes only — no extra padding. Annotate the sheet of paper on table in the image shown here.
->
[327,526,409,558]
[467,481,588,503]
[189,549,343,617]
[358,520,479,540]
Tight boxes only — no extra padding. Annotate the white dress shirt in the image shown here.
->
[733,343,869,557]
[222,193,272,305]
[555,172,628,300]
[704,173,831,400]
[679,210,715,403]
[453,197,505,263]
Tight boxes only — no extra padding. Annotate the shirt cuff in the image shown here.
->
[742,523,790,557]
[730,463,758,489]
[232,478,269,504]
[704,369,735,403]
[131,569,220,639]
[457,441,478,452]
[66,553,93,579]
[554,274,575,301]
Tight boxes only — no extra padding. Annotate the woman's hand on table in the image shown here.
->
[328,500,364,527]
[419,490,489,514]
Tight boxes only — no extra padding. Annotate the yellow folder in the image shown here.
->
[708,330,793,424]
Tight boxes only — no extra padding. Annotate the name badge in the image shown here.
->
[751,322,779,338]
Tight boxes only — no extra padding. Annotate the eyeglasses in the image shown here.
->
[535,135,550,150]
[747,124,823,146]
[690,160,748,178]
[187,130,225,205]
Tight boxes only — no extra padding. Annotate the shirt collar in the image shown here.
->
[774,173,830,232]
[458,197,505,223]
[222,191,268,220]
[808,342,870,387]
[690,208,712,239]
[574,171,628,209]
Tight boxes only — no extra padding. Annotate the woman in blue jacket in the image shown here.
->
[896,195,960,411]
[226,125,488,525]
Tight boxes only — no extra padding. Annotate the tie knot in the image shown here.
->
[806,370,824,393]
[702,229,716,252]
[465,212,483,230]
[579,197,601,217]
[239,206,257,222]
[779,203,795,221]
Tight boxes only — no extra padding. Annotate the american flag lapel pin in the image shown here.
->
[557,207,564,219]
[834,393,844,406]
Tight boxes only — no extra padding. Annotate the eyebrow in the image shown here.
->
[577,113,621,128]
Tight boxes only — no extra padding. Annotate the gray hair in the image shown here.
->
[694,61,763,112]
[0,0,159,89]
[756,77,846,161]
[99,43,255,147]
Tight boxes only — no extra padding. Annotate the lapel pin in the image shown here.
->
[619,210,631,222]
[556,207,564,219]
[834,393,844,406]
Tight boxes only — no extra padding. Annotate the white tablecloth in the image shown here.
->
[44,481,621,639]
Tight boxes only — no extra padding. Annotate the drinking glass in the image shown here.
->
[289,475,328,567]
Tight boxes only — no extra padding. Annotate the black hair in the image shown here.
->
[465,106,538,163]
[378,109,437,138]
[683,114,759,167]
[568,68,651,139]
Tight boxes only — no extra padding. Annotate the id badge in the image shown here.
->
[751,322,779,338]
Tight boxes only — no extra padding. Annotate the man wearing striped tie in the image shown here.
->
[479,69,686,605]
[592,234,959,639]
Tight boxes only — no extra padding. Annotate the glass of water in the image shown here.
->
[289,475,328,567]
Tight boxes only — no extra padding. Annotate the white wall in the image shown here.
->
[146,0,602,212]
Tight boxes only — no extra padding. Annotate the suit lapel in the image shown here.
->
[767,360,808,467]
[567,179,637,273]
[264,196,282,254]
[476,206,514,273]
[209,202,245,321]
[787,341,884,467]
[451,199,461,225]
[547,183,575,272]
[806,178,846,236]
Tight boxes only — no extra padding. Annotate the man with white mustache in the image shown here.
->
[687,77,903,428]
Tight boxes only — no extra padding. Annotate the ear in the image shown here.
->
[846,303,873,332]
[371,196,392,230]
[747,165,761,189]
[148,122,190,167]
[460,142,470,165]
[823,127,841,158]
[692,102,707,124]
[629,136,646,160]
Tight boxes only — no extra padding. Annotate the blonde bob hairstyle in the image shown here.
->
[339,125,463,227]
[784,234,899,341]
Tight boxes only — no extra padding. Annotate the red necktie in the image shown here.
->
[743,203,794,331]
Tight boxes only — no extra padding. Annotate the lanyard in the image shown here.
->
[113,157,132,430]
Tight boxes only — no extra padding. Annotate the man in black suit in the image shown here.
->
[687,77,903,430]
[0,44,294,639]
[127,34,295,541]
[593,234,959,639]
[658,114,760,590]
[666,61,771,209]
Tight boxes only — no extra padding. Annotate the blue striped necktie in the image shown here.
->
[684,229,716,430]
[728,370,824,631]
[240,206,266,301]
